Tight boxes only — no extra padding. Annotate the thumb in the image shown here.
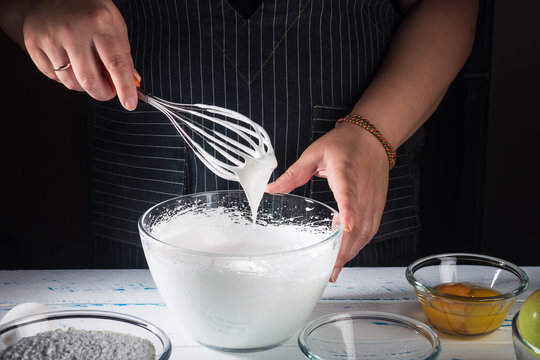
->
[266,157,317,194]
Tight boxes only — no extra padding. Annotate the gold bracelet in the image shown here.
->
[335,114,396,169]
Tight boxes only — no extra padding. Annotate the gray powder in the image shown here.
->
[0,328,157,360]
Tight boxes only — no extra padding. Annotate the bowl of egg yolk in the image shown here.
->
[406,253,529,337]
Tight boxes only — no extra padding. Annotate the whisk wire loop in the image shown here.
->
[138,89,275,183]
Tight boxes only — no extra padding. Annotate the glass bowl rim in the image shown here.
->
[138,190,343,259]
[512,310,540,356]
[298,310,441,360]
[405,252,529,302]
[0,309,171,360]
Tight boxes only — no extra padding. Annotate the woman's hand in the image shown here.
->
[267,0,479,283]
[266,122,391,282]
[6,0,138,110]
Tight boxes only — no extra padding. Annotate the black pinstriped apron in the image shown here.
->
[90,0,421,268]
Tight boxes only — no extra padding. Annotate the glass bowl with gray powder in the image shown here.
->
[0,310,171,360]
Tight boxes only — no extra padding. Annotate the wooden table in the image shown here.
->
[1,267,538,359]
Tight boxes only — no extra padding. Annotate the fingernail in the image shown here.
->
[265,180,278,193]
[329,267,341,283]
[124,98,136,111]
[134,69,142,83]
[340,215,353,232]
[133,70,141,87]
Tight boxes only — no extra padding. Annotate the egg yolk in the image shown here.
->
[421,283,510,336]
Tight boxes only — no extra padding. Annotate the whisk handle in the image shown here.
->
[137,88,150,103]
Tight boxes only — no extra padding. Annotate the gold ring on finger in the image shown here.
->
[54,63,71,71]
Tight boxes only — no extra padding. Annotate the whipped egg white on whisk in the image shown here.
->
[196,106,277,222]
[235,150,277,222]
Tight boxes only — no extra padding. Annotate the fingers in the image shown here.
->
[94,41,137,110]
[93,16,138,110]
[326,168,358,232]
[329,224,374,283]
[268,152,380,284]
[32,35,115,97]
[68,41,116,100]
[44,42,84,92]
[26,30,84,92]
[265,154,318,194]
[26,47,60,82]
[329,185,376,283]
[328,166,386,282]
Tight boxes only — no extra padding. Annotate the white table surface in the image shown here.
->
[0,267,538,360]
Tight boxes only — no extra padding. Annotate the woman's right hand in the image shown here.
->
[3,0,138,110]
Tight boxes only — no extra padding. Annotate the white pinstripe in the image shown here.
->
[195,0,207,190]
[295,0,302,161]
[93,222,139,236]
[329,1,334,104]
[93,136,182,150]
[283,0,290,169]
[248,16,252,120]
[209,0,218,190]
[173,1,183,101]
[92,168,182,186]
[93,190,157,206]
[272,0,277,176]
[346,0,353,99]
[93,179,180,197]
[147,3,156,91]
[93,211,139,224]
[93,125,181,138]
[338,0,343,104]
[93,159,184,174]
[221,1,230,191]
[319,0,324,104]
[308,0,313,122]
[155,3,164,97]
[93,200,149,214]
[260,2,265,129]
[184,0,197,190]
[367,0,375,75]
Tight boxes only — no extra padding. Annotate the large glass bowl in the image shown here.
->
[406,253,529,336]
[0,310,171,359]
[139,190,343,352]
[513,311,540,360]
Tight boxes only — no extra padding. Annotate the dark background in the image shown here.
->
[0,0,538,269]
[417,0,540,266]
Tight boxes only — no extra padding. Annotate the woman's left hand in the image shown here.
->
[266,122,390,282]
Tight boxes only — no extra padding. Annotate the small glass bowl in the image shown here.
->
[512,311,540,360]
[406,253,529,336]
[0,310,171,359]
[298,311,441,360]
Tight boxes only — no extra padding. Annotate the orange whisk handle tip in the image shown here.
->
[134,76,140,88]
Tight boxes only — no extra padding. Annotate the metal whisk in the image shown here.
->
[137,88,276,182]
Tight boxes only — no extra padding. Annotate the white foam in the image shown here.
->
[144,210,340,350]
[153,211,328,255]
